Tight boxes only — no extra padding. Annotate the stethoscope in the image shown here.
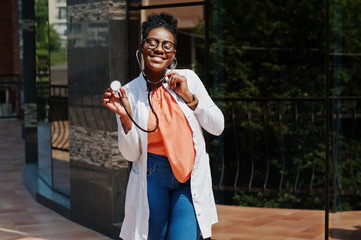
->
[110,50,177,133]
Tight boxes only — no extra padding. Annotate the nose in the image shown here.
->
[153,43,164,53]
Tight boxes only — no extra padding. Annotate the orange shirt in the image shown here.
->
[147,86,195,183]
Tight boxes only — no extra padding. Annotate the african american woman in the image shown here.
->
[103,12,224,240]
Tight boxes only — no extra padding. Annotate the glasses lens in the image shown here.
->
[162,42,174,52]
[144,38,175,52]
[146,38,158,49]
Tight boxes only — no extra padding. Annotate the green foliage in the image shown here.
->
[49,24,60,51]
[50,51,67,66]
[330,0,361,97]
[34,0,50,79]
[34,0,50,122]
[233,191,323,209]
[195,0,361,211]
[207,0,325,98]
[49,23,67,66]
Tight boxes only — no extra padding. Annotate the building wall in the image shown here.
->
[0,0,21,118]
[0,0,20,75]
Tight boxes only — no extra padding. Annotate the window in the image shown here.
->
[58,7,66,20]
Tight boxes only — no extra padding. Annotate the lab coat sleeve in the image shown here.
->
[189,70,225,136]
[116,114,140,161]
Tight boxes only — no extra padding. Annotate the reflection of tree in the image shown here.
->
[211,0,325,98]
[50,24,61,51]
[193,0,361,210]
[35,0,50,122]
[50,24,67,66]
[35,0,50,78]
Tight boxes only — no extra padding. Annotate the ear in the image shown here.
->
[139,43,144,53]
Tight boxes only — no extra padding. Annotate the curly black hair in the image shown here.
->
[142,12,178,43]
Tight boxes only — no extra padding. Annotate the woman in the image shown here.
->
[103,12,224,240]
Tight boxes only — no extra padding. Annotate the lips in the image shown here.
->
[150,55,166,62]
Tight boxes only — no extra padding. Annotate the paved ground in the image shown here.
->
[0,120,109,240]
[1,120,361,240]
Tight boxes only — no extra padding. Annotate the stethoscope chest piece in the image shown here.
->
[111,80,121,91]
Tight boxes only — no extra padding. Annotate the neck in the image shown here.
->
[144,68,166,89]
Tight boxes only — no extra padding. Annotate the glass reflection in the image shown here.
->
[35,0,52,187]
[129,0,204,7]
[329,0,361,239]
[68,22,108,48]
[49,0,70,196]
[207,1,327,238]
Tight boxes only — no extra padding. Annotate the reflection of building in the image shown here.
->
[0,0,20,118]
[68,22,108,48]
[48,0,67,48]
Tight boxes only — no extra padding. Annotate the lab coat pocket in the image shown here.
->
[131,163,139,175]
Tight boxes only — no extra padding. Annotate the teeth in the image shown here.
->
[152,56,164,61]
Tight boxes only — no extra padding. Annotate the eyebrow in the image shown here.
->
[146,37,174,43]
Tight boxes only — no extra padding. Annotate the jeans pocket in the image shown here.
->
[147,163,157,177]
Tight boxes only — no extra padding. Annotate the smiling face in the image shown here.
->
[140,27,176,76]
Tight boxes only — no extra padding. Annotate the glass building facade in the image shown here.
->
[18,0,361,239]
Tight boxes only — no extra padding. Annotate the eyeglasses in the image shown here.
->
[143,38,176,53]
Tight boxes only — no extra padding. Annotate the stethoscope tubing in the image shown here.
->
[117,82,160,133]
[118,50,177,133]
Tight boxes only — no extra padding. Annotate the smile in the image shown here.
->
[150,56,167,62]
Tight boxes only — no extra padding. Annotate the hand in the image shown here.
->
[103,88,132,132]
[166,72,194,104]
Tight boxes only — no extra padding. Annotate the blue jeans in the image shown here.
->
[147,152,200,240]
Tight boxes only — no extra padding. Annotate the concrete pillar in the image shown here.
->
[21,0,38,163]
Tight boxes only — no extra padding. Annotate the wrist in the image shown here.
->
[184,91,194,104]
[186,94,199,108]
[121,116,132,134]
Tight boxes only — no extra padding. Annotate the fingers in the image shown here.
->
[103,89,112,97]
[103,86,129,112]
[165,72,179,88]
[102,88,119,107]
[118,87,127,99]
[165,71,178,77]
[103,89,110,105]
[166,74,187,90]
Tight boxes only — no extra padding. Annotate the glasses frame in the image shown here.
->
[143,37,176,53]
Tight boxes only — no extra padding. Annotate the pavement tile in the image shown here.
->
[274,229,321,239]
[16,223,72,235]
[39,229,111,240]
[0,120,110,240]
[0,212,35,223]
[243,218,271,227]
[2,120,361,240]
[0,227,29,239]
[302,224,324,234]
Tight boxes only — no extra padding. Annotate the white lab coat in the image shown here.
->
[117,69,224,240]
